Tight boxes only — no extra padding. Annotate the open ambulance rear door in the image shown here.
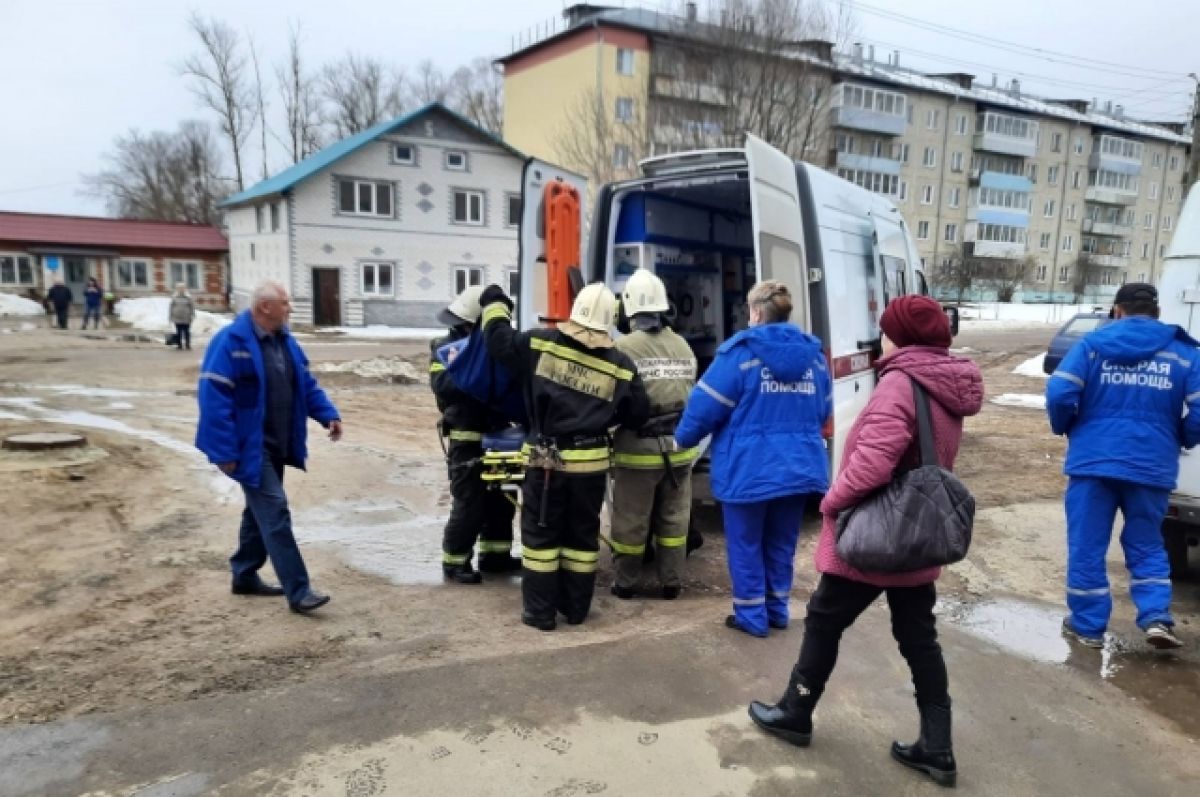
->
[517,159,589,330]
[744,134,811,331]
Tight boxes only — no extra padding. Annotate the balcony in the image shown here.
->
[650,75,728,107]
[834,151,902,176]
[966,239,1027,259]
[1086,254,1131,268]
[830,82,908,137]
[1085,186,1138,206]
[1089,135,1143,176]
[831,105,906,136]
[1088,152,1143,176]
[973,111,1038,159]
[968,206,1031,227]
[1082,218,1133,237]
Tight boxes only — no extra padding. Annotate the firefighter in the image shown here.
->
[610,269,699,600]
[430,286,520,584]
[479,281,649,630]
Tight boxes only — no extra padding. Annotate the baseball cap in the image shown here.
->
[1113,282,1157,305]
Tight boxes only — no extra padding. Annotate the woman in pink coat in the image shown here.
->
[747,295,983,788]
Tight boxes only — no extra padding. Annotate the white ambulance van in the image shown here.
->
[516,134,939,481]
[1156,181,1200,576]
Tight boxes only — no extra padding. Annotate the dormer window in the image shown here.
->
[393,144,415,164]
[445,150,467,171]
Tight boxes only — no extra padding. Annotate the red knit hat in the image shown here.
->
[879,295,952,349]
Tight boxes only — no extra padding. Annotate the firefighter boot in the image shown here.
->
[443,562,483,585]
[747,667,822,748]
[478,552,522,573]
[891,700,957,788]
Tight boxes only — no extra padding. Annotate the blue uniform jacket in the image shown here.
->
[675,322,832,503]
[195,311,340,488]
[1046,315,1200,489]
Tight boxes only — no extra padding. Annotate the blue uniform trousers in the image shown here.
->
[1065,476,1173,637]
[231,458,312,605]
[721,495,807,636]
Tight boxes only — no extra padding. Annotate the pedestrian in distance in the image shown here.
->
[170,283,196,350]
[81,278,103,330]
[430,285,520,584]
[46,278,72,330]
[1047,282,1199,651]
[610,269,700,601]
[674,280,832,638]
[747,294,982,789]
[480,282,649,631]
[195,281,343,615]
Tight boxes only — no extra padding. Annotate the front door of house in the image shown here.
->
[63,257,89,303]
[312,268,341,326]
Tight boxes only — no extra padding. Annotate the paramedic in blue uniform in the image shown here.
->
[196,281,342,615]
[1047,282,1200,650]
[675,280,832,637]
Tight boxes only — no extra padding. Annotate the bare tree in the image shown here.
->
[982,255,1033,303]
[83,121,229,224]
[274,23,323,163]
[319,53,405,138]
[410,59,450,105]
[248,35,269,181]
[1070,254,1108,304]
[553,85,651,189]
[181,13,257,192]
[448,57,504,134]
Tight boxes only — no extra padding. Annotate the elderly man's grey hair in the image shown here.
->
[251,281,287,306]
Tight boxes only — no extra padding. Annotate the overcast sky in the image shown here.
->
[0,0,1193,217]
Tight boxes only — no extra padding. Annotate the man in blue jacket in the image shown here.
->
[1046,282,1200,650]
[196,281,343,615]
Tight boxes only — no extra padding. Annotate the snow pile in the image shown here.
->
[115,297,231,336]
[1012,354,1049,379]
[314,356,421,383]
[318,325,442,340]
[0,292,44,316]
[957,302,1100,330]
[991,393,1046,410]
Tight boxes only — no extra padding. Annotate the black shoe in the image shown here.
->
[768,617,788,630]
[611,584,635,600]
[443,563,483,584]
[747,667,821,747]
[686,524,704,557]
[565,614,586,625]
[891,701,957,788]
[725,614,768,638]
[478,552,522,573]
[289,592,331,615]
[231,578,285,596]
[522,613,556,631]
[661,585,681,600]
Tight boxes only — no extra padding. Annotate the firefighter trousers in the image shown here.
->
[610,464,693,589]
[520,468,606,624]
[442,441,516,567]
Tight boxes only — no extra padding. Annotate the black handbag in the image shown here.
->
[834,379,974,572]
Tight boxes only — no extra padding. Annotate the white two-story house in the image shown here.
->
[221,103,525,327]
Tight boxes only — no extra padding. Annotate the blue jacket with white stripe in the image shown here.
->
[675,322,832,504]
[195,311,340,488]
[1046,315,1200,489]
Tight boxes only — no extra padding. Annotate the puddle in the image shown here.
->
[295,500,447,585]
[107,401,134,410]
[0,410,28,420]
[945,597,1070,663]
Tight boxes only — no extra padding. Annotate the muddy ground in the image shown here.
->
[1,318,1198,796]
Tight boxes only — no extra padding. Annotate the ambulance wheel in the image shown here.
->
[1161,519,1192,580]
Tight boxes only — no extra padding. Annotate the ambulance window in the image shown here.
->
[915,269,930,296]
[881,255,906,304]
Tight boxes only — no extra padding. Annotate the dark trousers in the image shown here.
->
[175,323,191,349]
[81,307,101,329]
[794,574,949,706]
[520,468,606,623]
[442,441,516,565]
[230,458,311,605]
[54,306,68,329]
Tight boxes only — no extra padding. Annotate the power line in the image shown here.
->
[0,181,83,196]
[847,0,1186,80]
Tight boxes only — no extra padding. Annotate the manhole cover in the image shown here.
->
[3,432,88,451]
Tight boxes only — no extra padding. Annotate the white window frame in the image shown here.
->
[1150,182,1159,200]
[1058,265,1071,283]
[452,189,485,225]
[926,109,941,130]
[1036,264,1048,281]
[1047,165,1059,185]
[0,254,35,286]
[1074,136,1084,155]
[453,265,485,295]
[506,193,521,228]
[393,143,416,165]
[1144,213,1154,230]
[361,261,395,297]
[1062,235,1074,253]
[1168,185,1176,202]
[615,97,634,123]
[1051,132,1063,153]
[505,267,519,298]
[954,113,968,135]
[1043,200,1055,218]
[169,260,201,291]
[270,202,281,232]
[922,146,937,168]
[616,48,634,75]
[255,205,265,233]
[117,259,149,288]
[1072,170,1082,189]
[1164,215,1173,231]
[444,150,468,171]
[917,221,930,240]
[944,223,958,243]
[337,177,394,218]
[1066,204,1077,222]
[614,144,632,170]
[948,187,960,208]
[921,185,934,205]
[1039,233,1052,251]
[1142,242,1150,259]
[898,181,908,202]
[950,151,964,172]
[1169,155,1180,171]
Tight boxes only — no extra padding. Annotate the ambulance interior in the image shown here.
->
[605,177,765,373]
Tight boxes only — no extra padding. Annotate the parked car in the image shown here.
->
[1042,311,1111,374]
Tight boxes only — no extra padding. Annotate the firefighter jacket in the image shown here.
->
[429,328,501,442]
[1046,315,1200,489]
[481,302,650,472]
[612,326,700,469]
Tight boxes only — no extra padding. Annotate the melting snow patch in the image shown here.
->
[107,402,134,410]
[1012,354,1049,379]
[991,393,1046,410]
[314,356,421,382]
[0,292,44,316]
[0,410,28,421]
[318,325,442,340]
[115,297,231,336]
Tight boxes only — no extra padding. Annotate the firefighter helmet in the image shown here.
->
[569,283,618,332]
[437,285,485,326]
[622,268,670,314]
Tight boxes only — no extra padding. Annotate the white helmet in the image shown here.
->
[569,283,618,332]
[438,285,485,326]
[622,268,669,314]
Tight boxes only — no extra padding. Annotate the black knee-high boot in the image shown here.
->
[891,699,957,788]
[747,666,823,747]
